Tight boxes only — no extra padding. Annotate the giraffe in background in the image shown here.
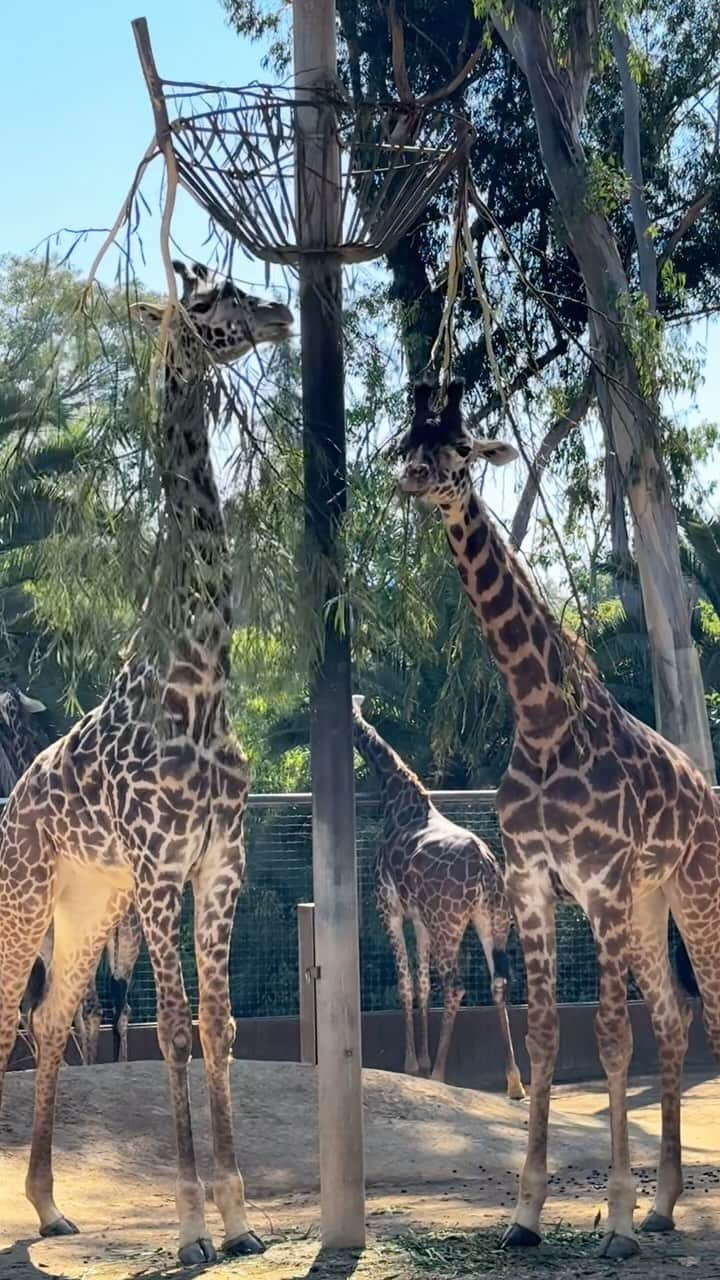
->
[352,694,525,1098]
[0,261,292,1264]
[392,379,717,1260]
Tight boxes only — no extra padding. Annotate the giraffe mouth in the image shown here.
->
[397,474,430,497]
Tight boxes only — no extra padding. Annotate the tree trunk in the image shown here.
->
[604,436,644,626]
[492,2,716,781]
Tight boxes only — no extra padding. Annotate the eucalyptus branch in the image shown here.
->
[510,369,594,549]
[612,24,657,311]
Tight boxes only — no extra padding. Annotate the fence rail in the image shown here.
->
[1,789,689,1025]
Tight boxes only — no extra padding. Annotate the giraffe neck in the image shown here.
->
[439,485,583,749]
[352,711,431,823]
[142,344,232,678]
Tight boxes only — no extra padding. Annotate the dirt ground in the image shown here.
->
[2,1061,720,1280]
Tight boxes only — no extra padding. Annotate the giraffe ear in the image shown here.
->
[130,301,166,333]
[471,438,519,467]
[18,692,46,714]
[352,694,366,711]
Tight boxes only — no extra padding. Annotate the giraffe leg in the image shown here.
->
[25,867,131,1235]
[192,861,264,1258]
[503,870,558,1248]
[666,846,720,1066]
[378,884,419,1075]
[430,940,464,1083]
[75,971,102,1065]
[1,941,50,1113]
[629,889,690,1233]
[1,842,56,1113]
[474,909,525,1101]
[589,906,638,1260]
[135,880,215,1266]
[107,906,143,1063]
[413,918,432,1075]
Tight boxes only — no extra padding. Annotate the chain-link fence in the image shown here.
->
[89,789,681,1026]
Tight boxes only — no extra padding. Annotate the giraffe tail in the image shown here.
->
[674,933,700,998]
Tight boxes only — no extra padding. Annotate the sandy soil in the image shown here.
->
[2,1060,720,1279]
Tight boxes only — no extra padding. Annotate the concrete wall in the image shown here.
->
[10,999,714,1087]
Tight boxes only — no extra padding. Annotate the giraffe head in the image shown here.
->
[392,380,517,505]
[352,694,366,716]
[133,260,293,364]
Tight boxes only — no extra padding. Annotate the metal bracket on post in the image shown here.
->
[298,902,319,1066]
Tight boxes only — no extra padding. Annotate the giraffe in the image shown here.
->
[0,685,142,1066]
[391,378,720,1260]
[0,260,293,1264]
[352,694,525,1098]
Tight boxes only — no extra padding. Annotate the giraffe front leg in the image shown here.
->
[590,905,638,1260]
[503,868,558,1248]
[430,942,464,1083]
[378,884,419,1075]
[192,860,264,1259]
[413,918,432,1075]
[136,882,215,1267]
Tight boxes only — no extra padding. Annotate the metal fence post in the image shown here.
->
[297,902,318,1065]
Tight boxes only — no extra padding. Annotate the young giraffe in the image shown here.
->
[0,261,292,1264]
[352,694,525,1097]
[392,380,719,1260]
[1,685,142,1066]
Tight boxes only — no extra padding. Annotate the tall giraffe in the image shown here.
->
[1,685,142,1066]
[352,694,524,1097]
[391,379,719,1260]
[0,260,292,1264]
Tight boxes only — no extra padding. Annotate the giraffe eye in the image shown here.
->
[455,442,472,459]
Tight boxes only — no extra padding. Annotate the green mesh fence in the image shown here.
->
[90,789,686,1026]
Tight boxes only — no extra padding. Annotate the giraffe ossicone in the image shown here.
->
[393,376,720,1260]
[0,260,292,1265]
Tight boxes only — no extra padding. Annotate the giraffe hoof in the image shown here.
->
[40,1216,79,1237]
[507,1083,527,1102]
[223,1231,266,1256]
[502,1224,542,1249]
[597,1231,640,1260]
[178,1237,217,1266]
[640,1211,675,1234]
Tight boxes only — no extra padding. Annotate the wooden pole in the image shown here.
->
[293,0,366,1250]
[297,903,318,1065]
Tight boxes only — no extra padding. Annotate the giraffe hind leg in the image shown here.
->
[25,861,132,1236]
[630,888,690,1233]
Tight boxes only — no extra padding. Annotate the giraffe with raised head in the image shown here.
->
[391,379,720,1260]
[0,260,293,1265]
[352,694,525,1097]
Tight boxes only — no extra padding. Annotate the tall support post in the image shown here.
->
[293,0,366,1250]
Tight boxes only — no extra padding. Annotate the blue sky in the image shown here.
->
[1,1,277,292]
[3,0,718,495]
